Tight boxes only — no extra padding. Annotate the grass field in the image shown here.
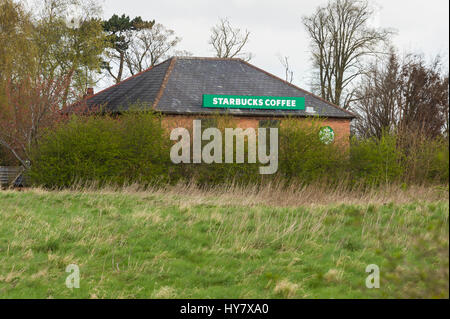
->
[0,184,448,299]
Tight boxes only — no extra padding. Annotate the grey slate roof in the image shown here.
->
[86,57,355,119]
[86,58,171,112]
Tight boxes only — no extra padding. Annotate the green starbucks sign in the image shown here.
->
[203,94,305,110]
[319,126,335,144]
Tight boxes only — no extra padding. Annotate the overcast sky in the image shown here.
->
[98,0,449,90]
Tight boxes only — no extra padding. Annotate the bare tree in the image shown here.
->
[0,0,100,167]
[442,74,450,137]
[302,0,393,108]
[209,18,252,61]
[352,51,400,138]
[278,55,294,83]
[353,51,449,139]
[397,55,449,139]
[0,75,72,168]
[125,23,186,75]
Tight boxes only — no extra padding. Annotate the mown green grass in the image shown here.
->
[0,189,448,299]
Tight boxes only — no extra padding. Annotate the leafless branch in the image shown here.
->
[302,0,394,108]
[209,18,252,61]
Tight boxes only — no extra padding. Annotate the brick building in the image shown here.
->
[85,57,355,144]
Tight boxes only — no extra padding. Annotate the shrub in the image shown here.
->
[350,132,404,185]
[427,138,449,183]
[29,112,174,187]
[176,115,261,187]
[182,116,346,187]
[398,132,449,184]
[28,112,449,189]
[278,118,348,184]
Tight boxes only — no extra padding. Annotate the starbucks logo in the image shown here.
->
[319,126,335,144]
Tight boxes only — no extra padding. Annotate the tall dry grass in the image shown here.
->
[2,181,448,298]
[25,179,449,208]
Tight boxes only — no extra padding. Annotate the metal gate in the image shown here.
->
[0,166,25,187]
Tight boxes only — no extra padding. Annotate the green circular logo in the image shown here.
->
[319,126,335,144]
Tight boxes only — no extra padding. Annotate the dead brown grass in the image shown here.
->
[24,180,448,208]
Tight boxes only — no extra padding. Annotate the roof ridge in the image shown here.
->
[238,59,356,118]
[85,58,174,102]
[152,57,177,110]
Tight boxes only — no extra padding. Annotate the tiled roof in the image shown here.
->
[86,57,355,119]
[86,58,171,112]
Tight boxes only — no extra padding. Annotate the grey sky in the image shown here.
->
[99,0,449,90]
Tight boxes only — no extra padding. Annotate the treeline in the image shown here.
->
[1,0,449,188]
[0,0,188,167]
[353,52,449,139]
[28,113,449,188]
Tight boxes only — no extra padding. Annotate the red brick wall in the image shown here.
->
[162,115,352,145]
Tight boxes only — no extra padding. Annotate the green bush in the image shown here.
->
[176,115,261,187]
[428,138,449,183]
[28,113,449,189]
[29,112,174,187]
[400,134,449,184]
[350,132,405,185]
[278,118,348,184]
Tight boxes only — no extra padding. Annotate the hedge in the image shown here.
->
[28,113,449,188]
